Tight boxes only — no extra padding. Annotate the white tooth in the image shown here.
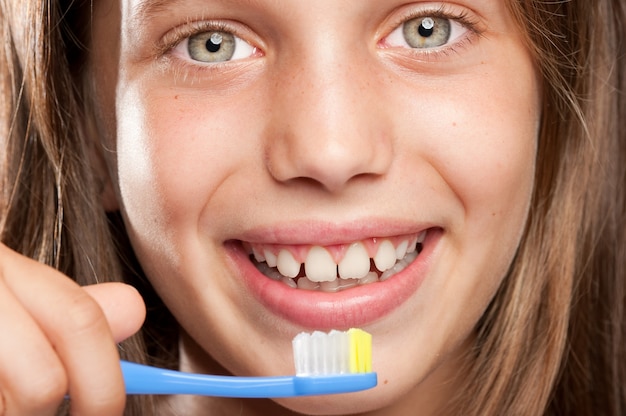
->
[380,250,418,281]
[337,278,359,291]
[408,238,418,254]
[373,240,397,272]
[320,279,340,293]
[252,247,266,263]
[281,276,297,288]
[255,261,282,280]
[338,242,370,279]
[264,249,277,267]
[395,240,409,259]
[380,261,402,282]
[417,231,427,243]
[358,271,379,285]
[304,246,338,282]
[277,249,301,278]
[297,277,320,291]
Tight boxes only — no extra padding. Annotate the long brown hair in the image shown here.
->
[450,0,626,414]
[0,0,164,413]
[1,0,624,415]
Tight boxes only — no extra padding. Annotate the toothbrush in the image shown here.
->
[121,328,377,398]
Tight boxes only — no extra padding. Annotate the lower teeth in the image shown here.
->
[252,247,420,293]
[380,249,418,281]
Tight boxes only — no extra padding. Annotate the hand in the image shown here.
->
[0,243,146,416]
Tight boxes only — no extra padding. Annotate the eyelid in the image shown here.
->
[159,20,263,64]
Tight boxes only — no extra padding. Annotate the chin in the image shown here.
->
[274,391,387,415]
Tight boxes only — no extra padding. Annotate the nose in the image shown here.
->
[264,44,394,194]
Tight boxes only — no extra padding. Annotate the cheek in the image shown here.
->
[442,65,541,314]
[386,45,541,319]
[110,90,207,265]
[451,76,539,222]
[400,62,540,233]
[113,85,251,265]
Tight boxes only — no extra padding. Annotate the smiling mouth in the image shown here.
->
[243,230,427,293]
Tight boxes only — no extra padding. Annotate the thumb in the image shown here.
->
[82,282,147,343]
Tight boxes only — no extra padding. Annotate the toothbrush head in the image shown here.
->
[292,328,373,376]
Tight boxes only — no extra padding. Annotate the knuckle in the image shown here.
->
[67,388,126,416]
[34,366,68,402]
[63,293,108,336]
[8,363,68,414]
[88,392,126,416]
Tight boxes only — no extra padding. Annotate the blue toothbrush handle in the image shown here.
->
[121,360,377,398]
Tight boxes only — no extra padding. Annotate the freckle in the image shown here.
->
[384,379,389,385]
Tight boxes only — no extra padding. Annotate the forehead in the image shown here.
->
[128,0,289,22]
[126,0,506,22]
[117,0,517,45]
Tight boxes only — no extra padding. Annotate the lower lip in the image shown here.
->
[227,229,441,330]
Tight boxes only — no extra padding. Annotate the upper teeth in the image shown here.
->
[249,231,426,284]
[335,242,371,281]
[306,246,338,282]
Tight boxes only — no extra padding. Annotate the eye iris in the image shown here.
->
[402,16,451,48]
[188,31,236,62]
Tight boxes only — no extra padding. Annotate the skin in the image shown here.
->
[0,0,541,415]
[0,243,145,415]
[91,0,541,414]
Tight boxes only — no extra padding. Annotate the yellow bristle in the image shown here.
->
[348,328,372,373]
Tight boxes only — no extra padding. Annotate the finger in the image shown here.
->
[0,244,126,415]
[0,278,67,416]
[82,283,146,343]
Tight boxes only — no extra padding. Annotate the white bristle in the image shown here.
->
[292,330,351,376]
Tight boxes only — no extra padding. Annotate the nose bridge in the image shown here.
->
[265,30,393,193]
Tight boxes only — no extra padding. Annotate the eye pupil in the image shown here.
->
[206,32,223,53]
[418,18,435,37]
[187,30,240,63]
[399,16,452,49]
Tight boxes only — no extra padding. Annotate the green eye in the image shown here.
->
[402,17,451,49]
[187,31,237,63]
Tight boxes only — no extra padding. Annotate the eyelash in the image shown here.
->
[380,6,482,57]
[156,5,482,72]
[160,20,230,53]
[157,20,260,71]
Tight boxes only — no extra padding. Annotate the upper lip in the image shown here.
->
[230,218,435,246]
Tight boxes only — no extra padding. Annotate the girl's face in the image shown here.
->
[91,0,540,414]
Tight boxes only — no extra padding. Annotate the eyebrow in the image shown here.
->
[132,0,264,24]
[132,0,183,23]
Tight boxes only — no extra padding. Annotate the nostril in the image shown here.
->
[263,118,393,194]
[265,154,390,194]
